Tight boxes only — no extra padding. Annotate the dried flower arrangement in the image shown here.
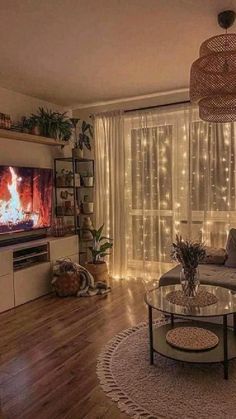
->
[171,235,206,297]
[171,235,206,269]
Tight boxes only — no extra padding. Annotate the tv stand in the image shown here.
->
[0,231,47,248]
[0,235,79,313]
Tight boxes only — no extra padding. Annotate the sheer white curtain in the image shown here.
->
[94,112,127,278]
[94,105,236,280]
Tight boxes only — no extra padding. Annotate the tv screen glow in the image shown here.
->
[0,166,53,234]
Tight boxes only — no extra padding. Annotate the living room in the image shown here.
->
[0,1,236,418]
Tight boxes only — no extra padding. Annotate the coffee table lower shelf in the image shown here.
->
[151,321,236,378]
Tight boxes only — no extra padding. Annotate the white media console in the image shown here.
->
[0,234,79,313]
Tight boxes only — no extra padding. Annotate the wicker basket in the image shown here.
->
[85,261,109,283]
[53,272,80,297]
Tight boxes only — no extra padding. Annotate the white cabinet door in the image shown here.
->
[14,262,51,306]
[0,273,14,313]
[0,250,13,276]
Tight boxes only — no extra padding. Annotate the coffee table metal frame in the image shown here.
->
[145,284,236,379]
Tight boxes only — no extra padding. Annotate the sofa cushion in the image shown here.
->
[159,264,236,291]
[225,228,236,268]
[201,246,226,265]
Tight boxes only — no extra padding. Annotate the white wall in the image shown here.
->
[72,89,189,120]
[0,86,72,168]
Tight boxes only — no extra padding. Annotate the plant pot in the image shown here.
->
[72,148,83,159]
[82,176,94,187]
[180,267,200,298]
[82,202,94,214]
[31,126,40,136]
[85,261,109,283]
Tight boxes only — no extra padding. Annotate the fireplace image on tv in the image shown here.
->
[0,166,53,234]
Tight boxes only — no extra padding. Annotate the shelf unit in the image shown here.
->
[54,157,94,263]
[0,128,65,146]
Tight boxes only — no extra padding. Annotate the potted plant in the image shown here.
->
[171,235,206,297]
[71,118,93,159]
[21,116,40,135]
[85,224,113,283]
[29,107,72,142]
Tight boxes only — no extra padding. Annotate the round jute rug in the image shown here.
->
[97,318,236,419]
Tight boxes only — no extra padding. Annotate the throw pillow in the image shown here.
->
[201,246,226,265]
[225,228,236,267]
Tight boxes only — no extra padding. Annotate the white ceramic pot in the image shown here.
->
[82,202,94,214]
[82,176,93,187]
[72,148,83,159]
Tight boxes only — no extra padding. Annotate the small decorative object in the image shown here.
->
[82,173,94,187]
[166,327,219,351]
[60,190,73,200]
[65,170,73,187]
[171,235,206,298]
[51,217,66,237]
[82,195,94,214]
[64,200,74,215]
[0,113,12,129]
[81,216,93,240]
[190,10,236,122]
[71,118,93,159]
[85,224,113,283]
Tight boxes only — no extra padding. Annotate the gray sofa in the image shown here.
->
[159,263,236,291]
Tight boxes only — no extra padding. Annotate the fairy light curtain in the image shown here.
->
[94,105,236,279]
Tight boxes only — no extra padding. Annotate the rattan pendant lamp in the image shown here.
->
[190,10,236,122]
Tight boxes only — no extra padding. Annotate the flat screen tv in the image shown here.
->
[0,166,53,235]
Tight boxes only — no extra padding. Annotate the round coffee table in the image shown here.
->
[145,284,236,379]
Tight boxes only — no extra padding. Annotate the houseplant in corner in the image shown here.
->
[171,235,206,297]
[71,118,93,159]
[85,224,113,283]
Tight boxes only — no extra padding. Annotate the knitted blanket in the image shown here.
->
[52,259,111,297]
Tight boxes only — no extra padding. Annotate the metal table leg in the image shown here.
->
[148,305,154,365]
[223,314,228,380]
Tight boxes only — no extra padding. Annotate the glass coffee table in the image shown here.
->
[145,284,236,379]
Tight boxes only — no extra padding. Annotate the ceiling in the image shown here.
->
[0,0,235,107]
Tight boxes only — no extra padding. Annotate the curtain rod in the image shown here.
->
[124,100,190,113]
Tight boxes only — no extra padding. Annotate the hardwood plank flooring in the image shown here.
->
[0,278,152,419]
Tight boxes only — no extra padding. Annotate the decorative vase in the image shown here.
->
[72,148,83,159]
[81,216,93,240]
[180,267,200,298]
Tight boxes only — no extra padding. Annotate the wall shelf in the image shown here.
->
[0,128,65,147]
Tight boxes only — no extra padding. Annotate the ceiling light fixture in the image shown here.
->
[190,10,236,122]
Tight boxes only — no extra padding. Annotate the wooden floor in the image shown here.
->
[0,278,149,419]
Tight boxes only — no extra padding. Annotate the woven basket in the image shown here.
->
[53,272,80,297]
